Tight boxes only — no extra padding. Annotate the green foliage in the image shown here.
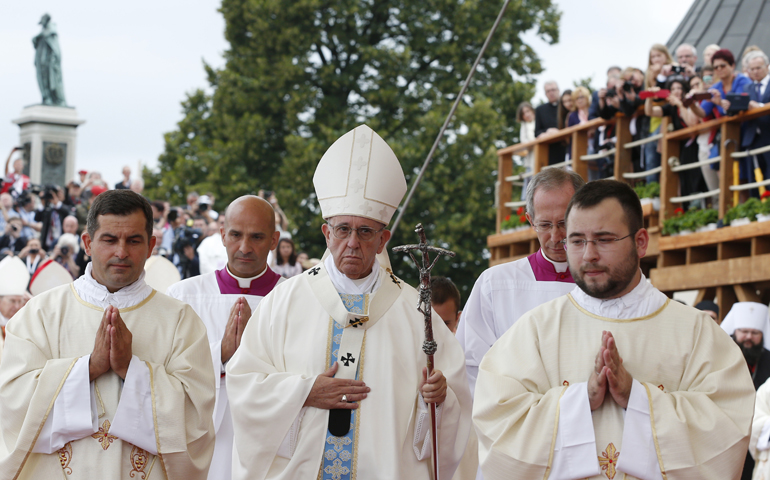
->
[572,76,594,93]
[633,181,660,200]
[501,206,528,230]
[661,207,718,236]
[724,198,763,225]
[144,0,561,294]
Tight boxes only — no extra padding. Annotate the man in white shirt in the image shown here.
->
[0,189,216,479]
[167,195,282,480]
[475,179,755,479]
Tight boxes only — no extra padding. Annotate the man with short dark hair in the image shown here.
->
[475,179,755,479]
[431,276,461,333]
[0,189,216,478]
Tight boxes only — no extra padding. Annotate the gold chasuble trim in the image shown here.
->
[147,360,168,478]
[566,294,671,323]
[69,283,158,312]
[14,357,79,480]
[543,385,569,480]
[352,332,366,479]
[642,382,668,480]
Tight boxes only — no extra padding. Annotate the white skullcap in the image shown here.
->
[313,125,407,225]
[721,302,770,349]
[0,256,30,296]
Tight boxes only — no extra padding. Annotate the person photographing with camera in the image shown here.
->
[17,237,46,275]
[0,217,27,258]
[51,233,80,278]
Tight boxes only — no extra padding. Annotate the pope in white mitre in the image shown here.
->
[226,124,472,480]
[474,179,755,480]
[0,190,216,479]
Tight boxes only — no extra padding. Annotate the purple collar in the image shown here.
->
[527,250,574,283]
[215,266,281,296]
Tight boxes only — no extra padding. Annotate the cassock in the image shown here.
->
[458,248,574,397]
[534,102,566,165]
[474,275,755,480]
[0,264,216,479]
[226,256,473,480]
[166,265,283,480]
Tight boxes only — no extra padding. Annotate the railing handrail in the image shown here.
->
[496,116,612,156]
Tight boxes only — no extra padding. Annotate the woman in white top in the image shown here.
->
[516,102,536,199]
[272,238,303,278]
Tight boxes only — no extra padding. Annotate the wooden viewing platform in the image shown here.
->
[490,104,770,321]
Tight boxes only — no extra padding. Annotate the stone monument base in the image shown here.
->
[12,105,85,187]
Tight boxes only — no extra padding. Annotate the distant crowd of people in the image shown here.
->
[517,42,770,208]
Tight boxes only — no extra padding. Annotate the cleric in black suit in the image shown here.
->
[742,51,770,182]
[534,80,566,165]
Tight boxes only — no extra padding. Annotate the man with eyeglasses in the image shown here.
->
[226,125,471,480]
[475,179,754,479]
[721,302,770,479]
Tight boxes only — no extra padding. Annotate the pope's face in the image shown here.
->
[83,212,155,293]
[566,198,647,300]
[322,215,391,280]
[527,185,575,263]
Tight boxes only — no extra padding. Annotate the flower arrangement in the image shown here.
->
[501,206,529,232]
[661,207,718,236]
[724,198,763,226]
[634,181,660,199]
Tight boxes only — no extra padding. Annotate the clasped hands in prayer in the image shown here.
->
[89,305,133,382]
[588,331,633,411]
[221,297,252,364]
[304,363,447,410]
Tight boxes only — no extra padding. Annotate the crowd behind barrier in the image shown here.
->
[503,42,770,234]
[0,157,310,282]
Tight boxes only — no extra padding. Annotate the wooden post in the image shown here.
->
[614,115,633,183]
[571,130,589,181]
[496,152,512,234]
[533,142,549,174]
[659,117,679,226]
[719,120,741,218]
[716,285,737,324]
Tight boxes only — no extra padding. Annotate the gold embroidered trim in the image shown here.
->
[543,385,569,480]
[598,442,619,479]
[130,446,149,479]
[642,382,668,480]
[566,294,671,323]
[94,383,107,418]
[351,331,366,480]
[147,360,168,477]
[91,419,118,450]
[69,283,158,312]
[13,357,79,480]
[58,442,72,475]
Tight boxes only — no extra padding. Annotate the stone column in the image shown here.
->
[12,105,85,187]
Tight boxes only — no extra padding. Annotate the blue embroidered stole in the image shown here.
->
[321,293,367,480]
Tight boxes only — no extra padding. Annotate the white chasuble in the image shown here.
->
[474,294,755,480]
[226,262,473,480]
[0,284,216,480]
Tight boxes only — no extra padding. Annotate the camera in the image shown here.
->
[173,226,203,257]
[60,246,70,256]
[622,81,634,93]
[605,87,617,98]
[671,65,685,75]
[29,248,39,255]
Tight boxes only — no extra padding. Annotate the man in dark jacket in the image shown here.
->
[534,80,566,166]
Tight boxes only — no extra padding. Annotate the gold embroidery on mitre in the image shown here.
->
[91,419,118,450]
[130,446,149,479]
[598,443,620,479]
[58,442,73,475]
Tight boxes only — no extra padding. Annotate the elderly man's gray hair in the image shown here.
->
[745,50,769,67]
[676,43,697,57]
[525,168,586,220]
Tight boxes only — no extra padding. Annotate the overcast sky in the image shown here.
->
[1,0,694,187]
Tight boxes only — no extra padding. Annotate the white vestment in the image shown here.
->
[226,260,473,480]
[751,379,770,479]
[197,235,227,275]
[0,265,216,479]
[474,275,756,480]
[166,267,285,480]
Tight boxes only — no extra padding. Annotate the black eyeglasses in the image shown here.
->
[327,223,385,241]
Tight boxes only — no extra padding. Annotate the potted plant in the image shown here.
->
[758,191,770,222]
[662,207,719,236]
[662,207,684,236]
[725,198,763,226]
[634,181,661,211]
[501,206,530,234]
[694,208,719,232]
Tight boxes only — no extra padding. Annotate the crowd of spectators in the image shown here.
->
[0,155,313,283]
[520,42,770,207]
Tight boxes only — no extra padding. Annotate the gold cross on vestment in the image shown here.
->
[92,419,118,450]
[598,442,619,479]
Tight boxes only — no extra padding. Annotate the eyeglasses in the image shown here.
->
[712,63,729,70]
[533,220,566,233]
[562,233,633,251]
[327,223,385,241]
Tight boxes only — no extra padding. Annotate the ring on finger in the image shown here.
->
[342,394,347,402]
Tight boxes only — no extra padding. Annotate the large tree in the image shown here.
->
[145,0,560,293]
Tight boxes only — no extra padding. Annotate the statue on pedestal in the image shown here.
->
[33,14,67,106]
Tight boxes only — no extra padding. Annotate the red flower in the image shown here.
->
[519,215,527,224]
[505,215,511,221]
[762,191,770,199]
[517,206,525,215]
[674,207,684,215]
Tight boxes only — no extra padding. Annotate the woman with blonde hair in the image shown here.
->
[643,44,674,182]
[646,43,674,89]
[567,86,591,127]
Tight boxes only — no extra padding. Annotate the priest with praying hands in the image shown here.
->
[474,180,755,480]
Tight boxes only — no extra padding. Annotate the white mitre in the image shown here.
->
[313,124,407,225]
[0,256,30,296]
[721,301,770,349]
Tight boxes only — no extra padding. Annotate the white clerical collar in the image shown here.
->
[226,264,266,288]
[540,249,569,273]
[324,255,382,295]
[570,271,668,319]
[73,263,153,309]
